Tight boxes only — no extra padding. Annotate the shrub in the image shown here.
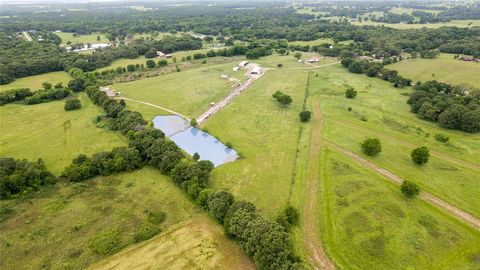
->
[411,147,430,165]
[0,88,32,105]
[64,98,81,111]
[133,222,161,243]
[345,87,357,98]
[68,78,86,92]
[147,210,166,224]
[401,181,420,198]
[88,230,122,256]
[277,63,283,68]
[190,118,198,127]
[434,133,449,143]
[361,138,381,156]
[299,110,311,122]
[146,59,156,68]
[272,90,292,105]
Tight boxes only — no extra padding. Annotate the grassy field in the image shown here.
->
[0,167,251,269]
[111,60,243,119]
[289,38,351,46]
[308,65,480,217]
[390,7,443,15]
[387,53,480,86]
[90,215,253,269]
[55,32,109,45]
[0,71,72,92]
[319,148,480,270]
[204,68,309,218]
[352,19,480,29]
[0,93,126,175]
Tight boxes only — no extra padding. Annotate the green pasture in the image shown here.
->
[0,71,72,92]
[111,60,242,118]
[320,148,480,270]
[307,65,479,217]
[0,93,126,175]
[54,32,109,45]
[388,53,480,86]
[205,68,309,218]
[0,168,200,269]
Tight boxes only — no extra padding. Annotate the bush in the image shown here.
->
[411,147,430,165]
[401,181,420,198]
[361,138,382,156]
[145,49,157,58]
[345,87,357,98]
[190,118,198,127]
[133,222,161,243]
[146,59,156,68]
[299,110,311,122]
[434,133,449,143]
[147,210,167,224]
[64,98,81,111]
[272,90,292,105]
[88,230,122,256]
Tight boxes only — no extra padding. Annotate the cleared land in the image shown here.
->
[0,167,251,269]
[0,93,125,175]
[111,60,243,119]
[387,53,480,86]
[90,216,254,270]
[0,71,72,92]
[310,65,479,218]
[319,148,480,269]
[205,68,309,218]
[54,32,109,45]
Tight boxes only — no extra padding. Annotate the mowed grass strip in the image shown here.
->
[320,148,480,270]
[387,53,480,86]
[0,93,125,175]
[111,61,241,118]
[205,68,308,218]
[0,71,72,92]
[0,167,225,269]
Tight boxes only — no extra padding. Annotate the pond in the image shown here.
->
[152,115,238,167]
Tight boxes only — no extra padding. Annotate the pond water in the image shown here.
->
[152,115,238,167]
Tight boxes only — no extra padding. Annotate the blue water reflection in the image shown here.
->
[152,115,238,167]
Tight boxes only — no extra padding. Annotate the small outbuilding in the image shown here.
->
[251,66,262,75]
[239,61,249,67]
[233,66,240,71]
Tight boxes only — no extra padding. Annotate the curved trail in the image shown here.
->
[115,97,186,118]
[332,118,480,171]
[303,100,336,270]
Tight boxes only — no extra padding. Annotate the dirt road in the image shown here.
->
[333,118,480,171]
[327,141,480,230]
[22,31,33,41]
[196,64,265,125]
[303,100,336,270]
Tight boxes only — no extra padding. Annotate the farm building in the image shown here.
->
[307,57,320,63]
[156,51,165,58]
[233,66,240,71]
[251,66,262,75]
[239,61,249,67]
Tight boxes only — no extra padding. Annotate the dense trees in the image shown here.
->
[276,205,300,231]
[401,181,420,198]
[24,87,71,105]
[64,98,81,111]
[361,138,382,156]
[0,88,32,105]
[407,81,480,132]
[0,158,56,198]
[411,147,430,165]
